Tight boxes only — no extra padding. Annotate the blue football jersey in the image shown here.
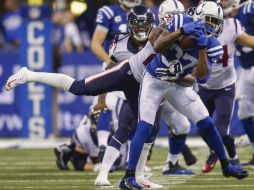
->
[236,1,254,68]
[96,5,128,52]
[146,13,223,83]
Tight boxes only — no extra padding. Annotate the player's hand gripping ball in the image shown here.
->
[180,35,197,50]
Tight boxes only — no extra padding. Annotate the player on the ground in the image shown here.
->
[158,0,196,175]
[54,110,128,172]
[198,0,254,173]
[231,0,254,166]
[119,1,248,189]
[54,94,126,171]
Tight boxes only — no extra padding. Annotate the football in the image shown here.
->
[180,35,197,50]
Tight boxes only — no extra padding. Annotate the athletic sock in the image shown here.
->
[136,143,152,179]
[222,135,237,159]
[97,146,120,179]
[97,110,112,146]
[196,117,227,163]
[128,121,153,170]
[28,71,74,91]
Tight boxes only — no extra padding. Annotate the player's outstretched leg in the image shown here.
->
[197,117,248,179]
[5,67,75,91]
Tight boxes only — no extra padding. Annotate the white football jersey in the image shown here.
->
[110,34,155,83]
[201,18,243,89]
[109,34,139,62]
[129,41,155,82]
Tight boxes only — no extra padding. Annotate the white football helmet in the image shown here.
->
[118,0,142,8]
[221,0,240,16]
[158,0,185,20]
[194,1,224,37]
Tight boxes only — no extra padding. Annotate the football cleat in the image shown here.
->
[222,164,248,179]
[136,177,163,189]
[54,144,73,170]
[202,152,218,173]
[229,158,241,168]
[5,67,29,91]
[241,153,254,167]
[162,161,195,175]
[94,175,111,186]
[119,176,142,190]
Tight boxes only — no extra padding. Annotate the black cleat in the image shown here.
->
[54,144,73,170]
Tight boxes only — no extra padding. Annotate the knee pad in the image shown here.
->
[70,151,88,171]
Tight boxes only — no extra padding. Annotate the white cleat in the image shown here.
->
[94,176,111,186]
[136,177,163,189]
[5,67,29,91]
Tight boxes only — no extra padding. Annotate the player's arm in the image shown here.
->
[91,6,112,64]
[91,27,110,63]
[154,14,204,53]
[153,29,182,53]
[235,32,254,48]
[193,47,210,80]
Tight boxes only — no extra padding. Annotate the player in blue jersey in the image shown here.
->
[229,0,254,166]
[119,1,248,189]
[90,0,142,155]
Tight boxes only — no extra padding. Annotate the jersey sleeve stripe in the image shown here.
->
[174,14,178,31]
[179,14,183,28]
[100,8,111,19]
[103,6,114,17]
[207,46,222,53]
[247,2,252,13]
[208,50,223,57]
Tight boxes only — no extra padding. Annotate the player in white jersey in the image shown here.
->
[200,0,254,172]
[54,109,129,172]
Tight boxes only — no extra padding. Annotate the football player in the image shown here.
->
[119,1,248,189]
[232,0,254,166]
[198,0,254,172]
[54,110,128,172]
[90,0,141,153]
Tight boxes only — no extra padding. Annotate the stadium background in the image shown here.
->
[0,0,245,139]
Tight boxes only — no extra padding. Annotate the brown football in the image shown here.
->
[180,35,197,50]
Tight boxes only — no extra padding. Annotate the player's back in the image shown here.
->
[96,5,128,51]
[236,1,254,68]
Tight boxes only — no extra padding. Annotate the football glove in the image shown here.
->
[181,20,205,35]
[190,27,207,48]
[155,61,183,82]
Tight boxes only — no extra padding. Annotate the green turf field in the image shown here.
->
[0,146,253,190]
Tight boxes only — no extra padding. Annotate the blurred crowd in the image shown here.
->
[0,0,199,53]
